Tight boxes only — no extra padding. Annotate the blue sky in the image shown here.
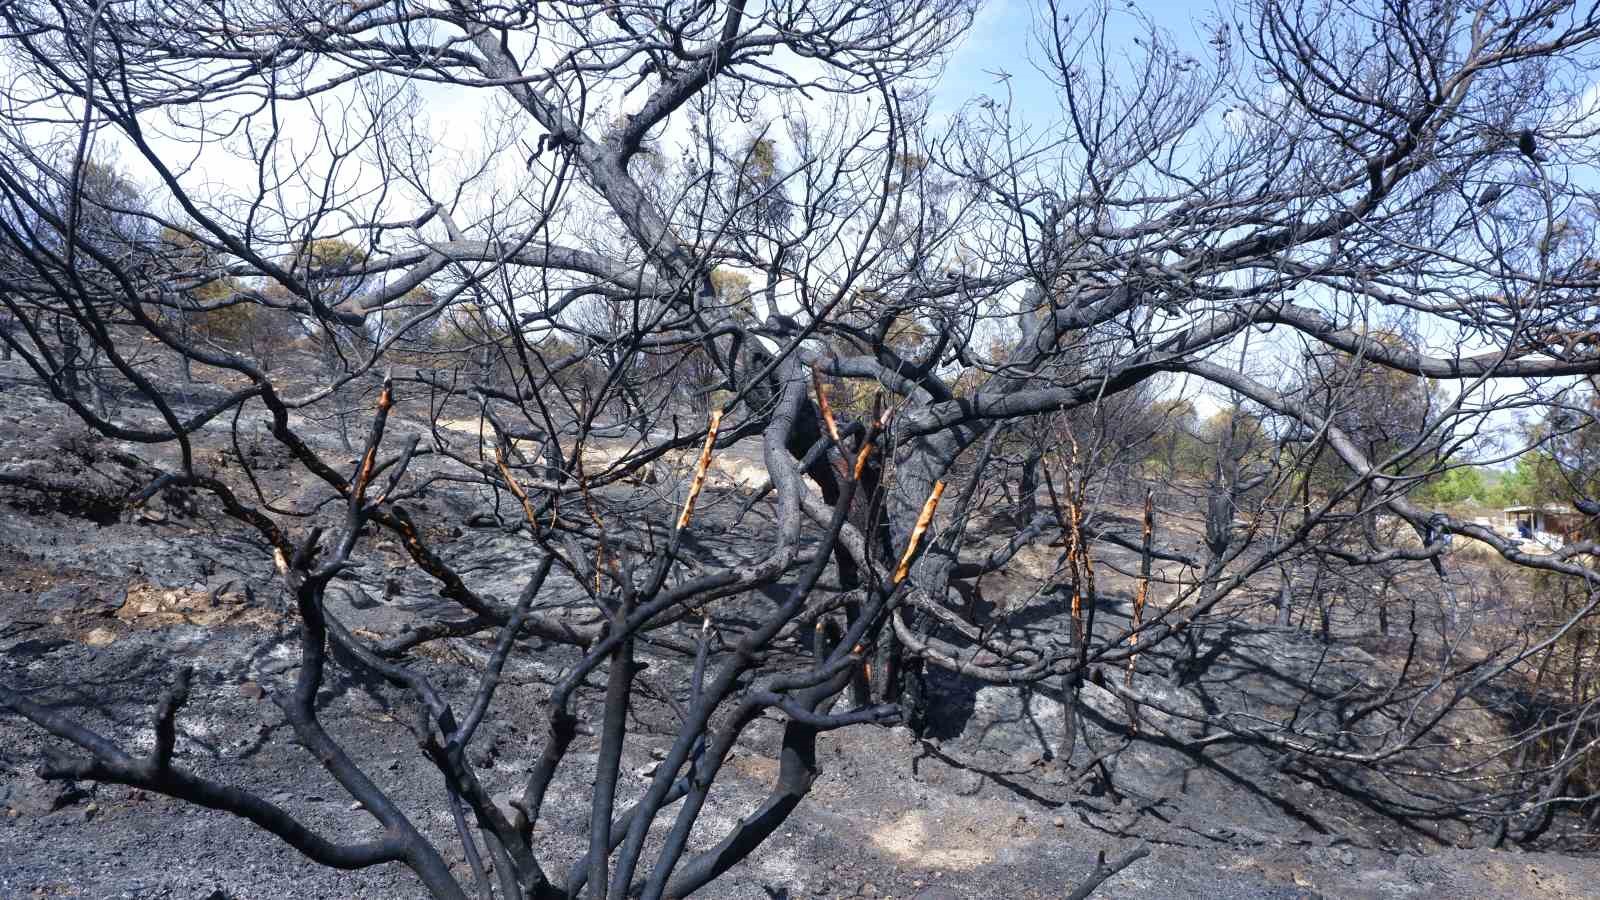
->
[921,1,1576,455]
[933,0,1226,122]
[923,1,1241,419]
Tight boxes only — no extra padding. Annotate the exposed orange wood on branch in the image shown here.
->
[676,408,724,532]
[1053,439,1092,626]
[1071,495,1097,616]
[574,454,613,597]
[1128,490,1153,670]
[350,381,392,506]
[1066,435,1095,609]
[852,393,892,481]
[495,444,540,531]
[1066,490,1084,621]
[893,481,946,585]
[852,437,875,481]
[811,371,841,444]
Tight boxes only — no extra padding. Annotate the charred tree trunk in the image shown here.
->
[1017,446,1042,525]
[866,429,968,732]
[1276,563,1296,628]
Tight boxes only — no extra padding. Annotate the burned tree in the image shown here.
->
[4,0,1600,896]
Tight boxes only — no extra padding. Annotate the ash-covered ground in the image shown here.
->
[2,353,1596,900]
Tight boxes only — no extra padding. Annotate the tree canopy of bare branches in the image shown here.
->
[5,0,1600,896]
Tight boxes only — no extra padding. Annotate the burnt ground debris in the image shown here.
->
[1,353,1598,899]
